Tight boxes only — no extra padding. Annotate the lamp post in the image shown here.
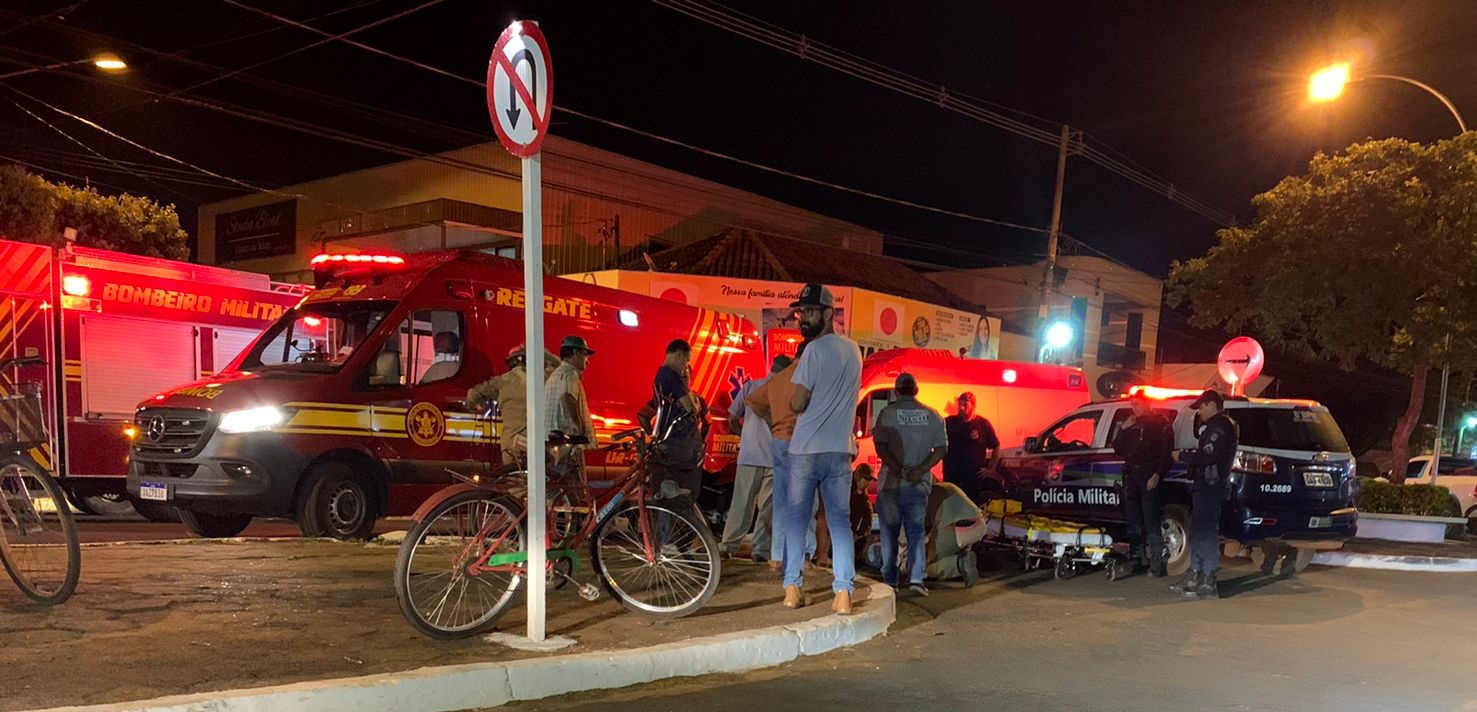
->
[0,53,127,81]
[1308,62,1467,482]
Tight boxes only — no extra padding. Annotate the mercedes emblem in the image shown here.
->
[146,415,167,442]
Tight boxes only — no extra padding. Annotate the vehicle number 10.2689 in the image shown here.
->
[1258,483,1292,494]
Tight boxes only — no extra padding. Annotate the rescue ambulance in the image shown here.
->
[997,386,1359,575]
[0,238,306,519]
[125,250,764,539]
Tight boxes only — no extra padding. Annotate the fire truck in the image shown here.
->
[126,250,765,539]
[0,238,308,519]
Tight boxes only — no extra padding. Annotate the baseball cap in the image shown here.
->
[895,372,918,393]
[789,283,836,309]
[1189,389,1223,409]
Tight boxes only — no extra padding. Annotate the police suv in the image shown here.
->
[995,388,1359,575]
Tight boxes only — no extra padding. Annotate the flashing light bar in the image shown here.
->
[310,253,406,267]
[1127,385,1206,400]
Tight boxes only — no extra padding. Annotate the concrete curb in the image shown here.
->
[1312,550,1477,573]
[24,582,895,712]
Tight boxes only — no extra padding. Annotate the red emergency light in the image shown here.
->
[62,274,91,297]
[309,252,407,287]
[310,253,406,267]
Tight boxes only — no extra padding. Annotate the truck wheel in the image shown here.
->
[297,462,377,540]
[77,492,138,518]
[179,510,252,538]
[1161,504,1192,577]
[129,497,181,523]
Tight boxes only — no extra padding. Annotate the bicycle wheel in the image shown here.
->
[394,491,526,639]
[0,455,81,605]
[592,500,720,618]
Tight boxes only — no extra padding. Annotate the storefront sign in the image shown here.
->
[215,200,297,262]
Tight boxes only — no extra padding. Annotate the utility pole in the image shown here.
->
[1037,124,1073,348]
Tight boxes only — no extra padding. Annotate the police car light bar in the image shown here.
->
[1126,385,1205,400]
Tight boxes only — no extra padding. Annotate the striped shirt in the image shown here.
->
[544,360,594,442]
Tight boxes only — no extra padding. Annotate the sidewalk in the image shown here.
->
[0,539,892,712]
[1313,536,1477,572]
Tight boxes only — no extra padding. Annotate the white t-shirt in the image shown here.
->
[789,333,863,456]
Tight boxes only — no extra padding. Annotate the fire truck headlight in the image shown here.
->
[218,406,286,434]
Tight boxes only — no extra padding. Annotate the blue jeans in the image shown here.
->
[876,482,929,586]
[784,451,855,593]
[769,440,816,562]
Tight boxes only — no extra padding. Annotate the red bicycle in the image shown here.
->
[393,424,721,639]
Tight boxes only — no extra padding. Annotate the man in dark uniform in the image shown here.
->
[1171,389,1238,600]
[1112,391,1174,577]
[943,392,999,503]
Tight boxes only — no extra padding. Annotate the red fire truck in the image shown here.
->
[126,250,765,539]
[0,238,308,519]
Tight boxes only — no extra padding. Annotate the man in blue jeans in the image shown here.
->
[785,283,863,615]
[872,373,949,596]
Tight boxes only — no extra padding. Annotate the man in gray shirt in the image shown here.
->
[720,356,790,560]
[785,283,863,615]
[872,372,948,596]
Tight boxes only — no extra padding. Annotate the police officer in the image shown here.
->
[1112,391,1174,576]
[1171,389,1237,600]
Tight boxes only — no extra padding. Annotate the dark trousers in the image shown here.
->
[1190,485,1224,575]
[1123,478,1164,564]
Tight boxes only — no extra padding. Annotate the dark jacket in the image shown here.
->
[1112,411,1174,485]
[1184,412,1238,488]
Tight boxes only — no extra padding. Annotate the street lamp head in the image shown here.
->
[1044,320,1075,350]
[1465,416,1477,429]
[92,53,126,71]
[1309,62,1351,102]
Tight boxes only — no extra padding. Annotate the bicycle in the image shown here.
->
[393,421,721,639]
[0,356,81,605]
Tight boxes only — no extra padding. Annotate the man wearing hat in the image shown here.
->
[719,355,792,560]
[468,344,561,464]
[785,283,863,614]
[944,392,1000,503]
[1112,390,1175,576]
[1172,389,1238,600]
[545,336,597,455]
[871,372,949,595]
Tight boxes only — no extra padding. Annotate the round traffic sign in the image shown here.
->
[1217,336,1265,393]
[486,21,553,158]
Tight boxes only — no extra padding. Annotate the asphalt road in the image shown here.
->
[504,558,1477,712]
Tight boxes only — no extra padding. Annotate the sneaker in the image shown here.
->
[909,582,930,597]
[958,549,981,589]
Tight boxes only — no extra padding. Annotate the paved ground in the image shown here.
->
[0,540,857,712]
[68,515,407,543]
[507,557,1477,712]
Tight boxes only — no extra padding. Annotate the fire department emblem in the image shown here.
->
[406,402,446,447]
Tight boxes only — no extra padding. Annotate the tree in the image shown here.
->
[1169,136,1477,480]
[0,164,188,259]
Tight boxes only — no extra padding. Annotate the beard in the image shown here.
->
[799,319,823,338]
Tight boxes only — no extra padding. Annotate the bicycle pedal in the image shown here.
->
[578,584,600,601]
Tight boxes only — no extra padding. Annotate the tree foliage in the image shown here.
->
[0,164,189,259]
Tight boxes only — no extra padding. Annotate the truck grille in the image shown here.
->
[133,408,211,457]
[137,461,198,479]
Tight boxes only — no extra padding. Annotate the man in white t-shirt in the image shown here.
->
[784,283,863,615]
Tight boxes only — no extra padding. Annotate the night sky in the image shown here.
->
[2,0,1475,277]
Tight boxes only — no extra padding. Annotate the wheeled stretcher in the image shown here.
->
[980,499,1132,580]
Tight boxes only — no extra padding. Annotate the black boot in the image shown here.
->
[1190,571,1219,600]
[1148,552,1167,578]
[1169,569,1199,594]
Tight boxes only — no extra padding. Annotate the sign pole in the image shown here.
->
[522,152,547,642]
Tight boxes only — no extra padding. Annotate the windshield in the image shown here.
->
[237,302,394,373]
[1233,407,1350,454]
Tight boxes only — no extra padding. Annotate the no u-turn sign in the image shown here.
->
[487,21,553,158]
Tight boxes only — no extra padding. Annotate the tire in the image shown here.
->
[297,462,377,540]
[592,500,720,619]
[1162,504,1192,577]
[129,497,181,523]
[0,456,81,605]
[79,492,137,518]
[1465,505,1477,537]
[394,491,525,639]
[178,510,251,538]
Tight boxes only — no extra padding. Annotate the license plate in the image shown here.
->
[1308,516,1332,529]
[1303,472,1334,487]
[139,482,169,502]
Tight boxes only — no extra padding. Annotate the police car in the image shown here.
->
[995,387,1359,575]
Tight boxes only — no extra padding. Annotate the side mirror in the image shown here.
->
[1024,436,1040,453]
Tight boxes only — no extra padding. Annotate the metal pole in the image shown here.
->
[522,153,547,642]
[1433,363,1450,487]
[1037,124,1071,355]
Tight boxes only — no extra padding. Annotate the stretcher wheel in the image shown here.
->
[1105,558,1126,582]
[1054,559,1076,580]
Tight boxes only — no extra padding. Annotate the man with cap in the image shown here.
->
[944,392,1000,503]
[719,355,791,560]
[1172,389,1238,599]
[468,344,561,464]
[1112,390,1175,576]
[871,372,949,595]
[785,283,864,615]
[546,336,597,457]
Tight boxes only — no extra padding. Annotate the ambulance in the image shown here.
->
[125,250,764,539]
[853,349,1091,491]
[0,238,306,519]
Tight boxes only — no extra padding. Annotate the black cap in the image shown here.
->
[1189,389,1223,409]
[560,335,596,355]
[789,283,836,309]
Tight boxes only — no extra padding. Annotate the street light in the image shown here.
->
[1038,319,1075,363]
[1459,416,1477,459]
[0,53,127,81]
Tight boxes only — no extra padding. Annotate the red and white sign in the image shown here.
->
[1217,336,1265,396]
[486,21,553,157]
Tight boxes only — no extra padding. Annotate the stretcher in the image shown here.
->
[980,499,1132,580]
